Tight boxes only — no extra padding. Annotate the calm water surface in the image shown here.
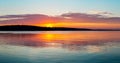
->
[0,31,120,63]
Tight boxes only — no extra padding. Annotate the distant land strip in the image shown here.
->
[0,25,119,31]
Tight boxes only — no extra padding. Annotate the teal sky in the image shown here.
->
[0,0,120,16]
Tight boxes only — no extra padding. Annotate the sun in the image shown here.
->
[45,24,53,28]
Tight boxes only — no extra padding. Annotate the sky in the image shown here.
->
[0,0,120,29]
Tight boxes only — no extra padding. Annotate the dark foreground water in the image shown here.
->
[0,31,120,63]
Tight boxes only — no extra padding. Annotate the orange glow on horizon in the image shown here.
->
[45,24,54,28]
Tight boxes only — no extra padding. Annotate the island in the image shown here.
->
[0,25,119,31]
[0,25,92,31]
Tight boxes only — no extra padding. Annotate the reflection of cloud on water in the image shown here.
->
[86,45,103,53]
[0,32,120,53]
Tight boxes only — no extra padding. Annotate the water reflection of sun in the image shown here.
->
[35,33,56,42]
[44,34,54,40]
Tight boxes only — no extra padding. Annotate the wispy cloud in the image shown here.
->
[88,10,113,16]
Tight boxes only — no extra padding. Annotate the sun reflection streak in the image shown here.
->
[45,34,54,40]
[35,32,57,42]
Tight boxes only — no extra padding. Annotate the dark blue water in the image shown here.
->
[0,31,120,63]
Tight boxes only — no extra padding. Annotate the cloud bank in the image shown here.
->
[0,13,120,29]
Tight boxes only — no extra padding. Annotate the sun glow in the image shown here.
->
[45,24,53,28]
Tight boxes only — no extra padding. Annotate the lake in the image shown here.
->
[0,31,120,63]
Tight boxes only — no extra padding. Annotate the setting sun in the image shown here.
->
[45,24,53,28]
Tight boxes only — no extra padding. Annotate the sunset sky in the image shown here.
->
[0,0,120,29]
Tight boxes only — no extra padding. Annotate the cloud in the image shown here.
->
[0,12,120,26]
[88,10,113,16]
[61,13,120,23]
[0,14,52,25]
